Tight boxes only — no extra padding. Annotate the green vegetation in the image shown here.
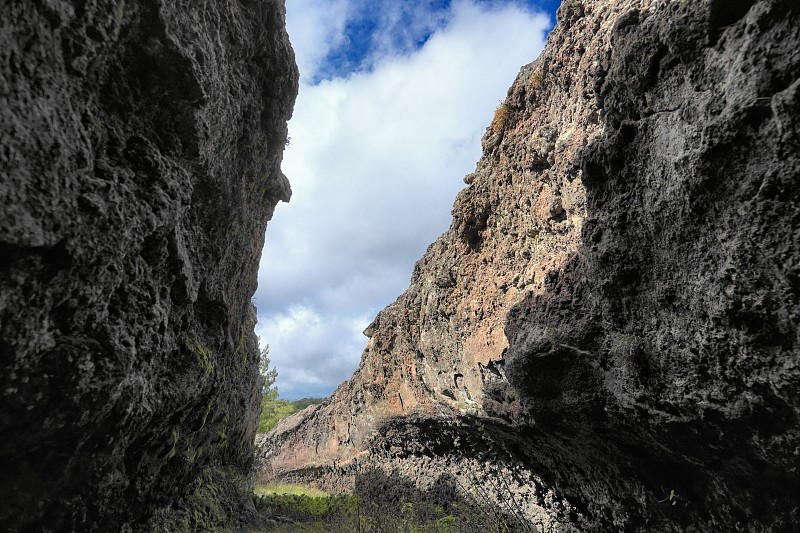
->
[166,429,179,459]
[253,484,478,533]
[258,345,292,433]
[187,444,201,464]
[258,398,296,433]
[257,345,326,433]
[491,102,510,132]
[148,467,257,533]
[199,400,213,430]
[255,484,329,498]
[659,489,680,507]
[115,0,126,24]
[188,337,214,378]
[291,397,326,410]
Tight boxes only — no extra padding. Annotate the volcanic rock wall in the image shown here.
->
[0,0,297,530]
[259,0,800,530]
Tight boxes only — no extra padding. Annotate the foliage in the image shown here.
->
[259,345,279,400]
[258,398,297,433]
[115,0,126,25]
[147,467,257,533]
[658,489,680,507]
[491,103,510,132]
[255,484,329,498]
[257,345,328,433]
[258,345,290,433]
[188,337,214,378]
[253,480,542,533]
[253,485,468,533]
[291,397,326,410]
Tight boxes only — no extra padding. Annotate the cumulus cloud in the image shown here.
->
[256,0,552,400]
[284,0,351,83]
[255,305,372,399]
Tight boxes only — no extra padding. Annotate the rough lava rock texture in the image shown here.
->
[0,0,297,530]
[259,0,799,530]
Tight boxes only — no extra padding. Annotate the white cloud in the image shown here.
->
[256,305,374,399]
[257,0,552,399]
[285,0,351,83]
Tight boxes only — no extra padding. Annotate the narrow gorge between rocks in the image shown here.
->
[2,0,799,532]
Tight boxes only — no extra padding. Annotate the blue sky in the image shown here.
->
[310,0,560,82]
[255,0,560,399]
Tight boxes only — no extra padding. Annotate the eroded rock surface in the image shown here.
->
[259,0,799,530]
[0,0,297,530]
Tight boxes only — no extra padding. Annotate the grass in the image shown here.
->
[253,484,356,532]
[254,483,329,498]
[253,482,525,533]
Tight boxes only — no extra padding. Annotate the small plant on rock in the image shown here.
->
[491,103,510,132]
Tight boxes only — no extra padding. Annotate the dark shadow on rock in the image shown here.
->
[0,0,298,530]
[356,469,526,531]
[497,1,800,530]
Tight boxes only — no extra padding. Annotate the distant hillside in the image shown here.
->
[259,397,328,433]
[291,397,327,410]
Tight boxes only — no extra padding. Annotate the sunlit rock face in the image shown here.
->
[259,0,800,530]
[0,0,297,530]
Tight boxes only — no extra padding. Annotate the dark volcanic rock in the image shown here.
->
[259,0,799,530]
[504,0,800,529]
[0,0,297,530]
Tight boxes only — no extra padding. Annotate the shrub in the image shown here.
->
[491,103,510,132]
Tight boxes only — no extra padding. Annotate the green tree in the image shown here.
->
[259,345,278,400]
[257,345,298,433]
[258,398,296,433]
